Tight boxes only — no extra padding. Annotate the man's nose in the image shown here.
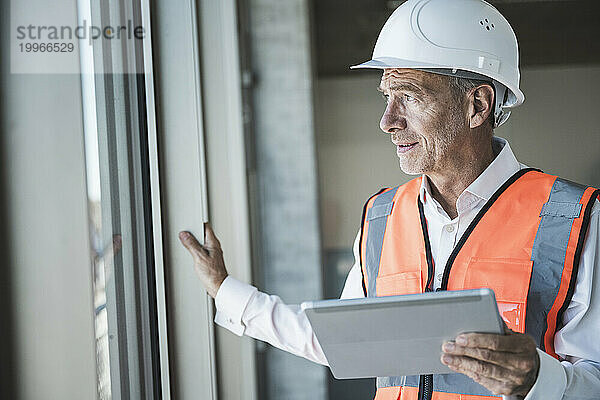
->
[379,105,407,134]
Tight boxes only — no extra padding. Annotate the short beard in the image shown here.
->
[398,103,466,175]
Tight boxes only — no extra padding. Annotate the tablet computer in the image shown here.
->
[301,288,503,379]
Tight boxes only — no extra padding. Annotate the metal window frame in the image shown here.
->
[139,0,171,397]
[197,0,258,397]
[148,0,222,397]
[78,0,164,397]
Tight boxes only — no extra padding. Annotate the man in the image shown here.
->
[179,0,600,399]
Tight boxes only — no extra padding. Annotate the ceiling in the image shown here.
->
[312,0,600,76]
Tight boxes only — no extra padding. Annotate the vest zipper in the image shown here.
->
[417,199,435,400]
[418,374,433,400]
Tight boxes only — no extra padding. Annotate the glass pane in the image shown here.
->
[79,0,159,398]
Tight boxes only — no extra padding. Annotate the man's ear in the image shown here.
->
[469,84,495,129]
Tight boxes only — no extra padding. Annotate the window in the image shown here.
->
[79,0,164,397]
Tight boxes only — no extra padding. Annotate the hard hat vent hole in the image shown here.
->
[480,19,494,31]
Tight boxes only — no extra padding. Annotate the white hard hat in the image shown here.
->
[352,0,524,127]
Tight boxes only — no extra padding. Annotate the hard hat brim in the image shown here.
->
[350,57,525,108]
[351,57,444,72]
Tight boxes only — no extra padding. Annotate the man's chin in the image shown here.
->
[398,159,426,176]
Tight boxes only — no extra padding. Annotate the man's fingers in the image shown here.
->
[204,223,221,249]
[455,333,526,353]
[441,354,514,383]
[178,227,228,298]
[179,231,208,259]
[442,342,534,371]
[441,353,528,396]
[443,333,539,397]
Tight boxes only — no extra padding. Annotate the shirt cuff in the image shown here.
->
[524,349,567,400]
[213,276,257,336]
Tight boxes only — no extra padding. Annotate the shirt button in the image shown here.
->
[445,225,455,233]
[436,273,443,281]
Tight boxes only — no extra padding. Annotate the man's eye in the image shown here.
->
[404,94,416,102]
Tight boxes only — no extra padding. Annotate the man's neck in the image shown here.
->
[426,138,496,219]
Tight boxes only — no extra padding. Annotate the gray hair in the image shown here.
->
[448,76,495,129]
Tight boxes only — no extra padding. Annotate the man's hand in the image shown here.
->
[179,224,228,298]
[440,328,540,397]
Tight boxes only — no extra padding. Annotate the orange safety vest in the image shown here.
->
[359,169,599,400]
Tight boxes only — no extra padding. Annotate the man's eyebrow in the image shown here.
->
[377,83,427,95]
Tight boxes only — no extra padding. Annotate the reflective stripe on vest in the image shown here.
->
[362,187,400,297]
[359,169,599,400]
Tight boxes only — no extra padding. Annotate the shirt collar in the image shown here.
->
[419,137,522,204]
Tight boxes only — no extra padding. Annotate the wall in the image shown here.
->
[315,65,600,251]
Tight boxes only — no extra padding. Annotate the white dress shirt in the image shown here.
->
[214,137,600,399]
